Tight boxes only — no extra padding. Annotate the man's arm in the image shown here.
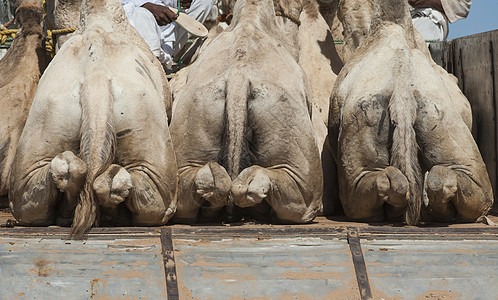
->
[409,0,444,14]
[440,0,471,23]
[141,2,178,26]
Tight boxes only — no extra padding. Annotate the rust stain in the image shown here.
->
[304,260,354,268]
[275,260,303,267]
[42,249,99,254]
[202,273,258,282]
[371,273,402,278]
[190,259,247,267]
[415,289,460,300]
[89,278,107,299]
[129,261,149,266]
[101,270,149,279]
[277,271,345,280]
[100,260,120,266]
[29,259,54,277]
[174,260,201,300]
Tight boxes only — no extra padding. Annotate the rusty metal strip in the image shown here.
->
[347,227,372,300]
[160,227,179,300]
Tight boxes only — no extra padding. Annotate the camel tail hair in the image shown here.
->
[71,65,116,239]
[225,73,250,180]
[389,49,422,225]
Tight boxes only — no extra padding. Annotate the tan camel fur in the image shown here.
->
[336,0,472,130]
[178,0,341,215]
[0,1,50,208]
[329,0,493,224]
[170,0,322,224]
[9,0,177,237]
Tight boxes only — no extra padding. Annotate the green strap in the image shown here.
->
[177,0,181,15]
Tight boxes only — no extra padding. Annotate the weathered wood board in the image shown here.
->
[429,30,498,211]
[0,236,167,299]
[363,239,498,300]
[174,237,359,299]
[1,223,498,299]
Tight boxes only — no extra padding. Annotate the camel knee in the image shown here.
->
[132,207,169,226]
[11,200,54,226]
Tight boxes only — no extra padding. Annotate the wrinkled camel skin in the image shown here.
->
[0,1,50,208]
[329,0,493,224]
[170,0,322,224]
[10,0,177,237]
[178,0,341,215]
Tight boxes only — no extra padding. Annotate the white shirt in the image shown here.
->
[121,0,178,8]
[441,0,471,23]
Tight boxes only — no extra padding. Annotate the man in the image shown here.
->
[121,0,213,69]
[409,0,471,41]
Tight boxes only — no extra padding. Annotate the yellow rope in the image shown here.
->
[0,28,18,45]
[42,0,77,57]
[45,27,77,57]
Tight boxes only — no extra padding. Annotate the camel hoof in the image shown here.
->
[425,165,458,206]
[50,151,87,192]
[377,166,409,208]
[232,166,271,208]
[194,162,231,207]
[93,165,133,208]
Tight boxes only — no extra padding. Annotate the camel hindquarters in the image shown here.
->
[109,95,178,226]
[416,100,494,222]
[9,92,83,226]
[170,85,229,223]
[337,94,410,221]
[231,86,322,223]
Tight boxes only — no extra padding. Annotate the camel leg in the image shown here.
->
[51,151,88,226]
[9,87,83,226]
[417,107,493,222]
[170,85,229,223]
[230,87,322,223]
[336,95,409,221]
[112,94,178,226]
[10,151,85,226]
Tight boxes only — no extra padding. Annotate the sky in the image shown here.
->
[447,0,498,39]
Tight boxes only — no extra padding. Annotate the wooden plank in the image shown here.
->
[0,236,167,299]
[362,238,498,299]
[428,39,453,73]
[453,33,497,200]
[1,224,498,240]
[173,236,360,299]
[492,32,498,212]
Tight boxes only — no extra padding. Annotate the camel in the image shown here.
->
[170,0,322,224]
[176,0,341,215]
[329,0,493,224]
[0,0,50,208]
[9,0,177,237]
[335,0,472,131]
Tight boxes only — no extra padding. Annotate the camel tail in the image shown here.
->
[225,72,250,180]
[389,49,422,225]
[71,56,116,239]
